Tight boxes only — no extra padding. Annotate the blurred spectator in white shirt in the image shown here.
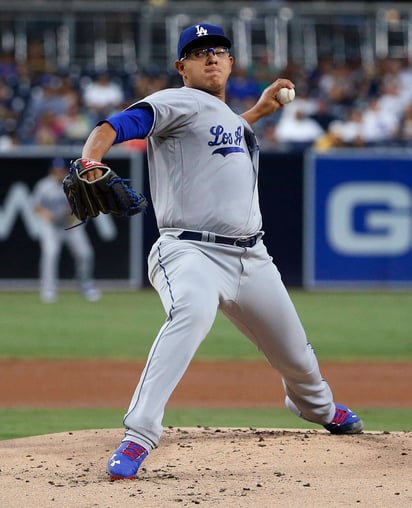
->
[81,72,124,118]
[361,97,399,144]
[275,109,325,149]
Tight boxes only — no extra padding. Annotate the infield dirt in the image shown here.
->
[0,359,411,507]
[0,359,411,408]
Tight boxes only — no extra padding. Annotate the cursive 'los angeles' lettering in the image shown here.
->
[208,125,243,146]
[208,125,245,157]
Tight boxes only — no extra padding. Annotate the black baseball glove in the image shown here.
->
[63,158,148,221]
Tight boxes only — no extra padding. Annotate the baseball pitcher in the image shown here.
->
[75,23,363,480]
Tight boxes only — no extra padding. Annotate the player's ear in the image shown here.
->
[228,55,234,72]
[175,60,185,76]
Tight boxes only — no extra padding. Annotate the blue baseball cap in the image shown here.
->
[178,23,231,59]
[50,157,67,170]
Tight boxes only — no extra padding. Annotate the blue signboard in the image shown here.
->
[304,150,412,288]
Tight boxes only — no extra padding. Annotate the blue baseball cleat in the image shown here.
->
[324,403,364,434]
[107,441,148,480]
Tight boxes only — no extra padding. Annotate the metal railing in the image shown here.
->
[1,2,412,73]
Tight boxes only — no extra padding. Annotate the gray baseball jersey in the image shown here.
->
[139,87,261,236]
[32,175,71,227]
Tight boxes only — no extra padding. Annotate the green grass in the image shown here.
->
[0,407,410,441]
[291,291,412,360]
[0,289,410,440]
[0,290,164,359]
[0,289,411,361]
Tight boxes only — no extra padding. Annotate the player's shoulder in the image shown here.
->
[32,176,52,196]
[133,86,191,106]
[142,87,207,114]
[34,175,50,187]
[146,86,189,100]
[146,86,223,103]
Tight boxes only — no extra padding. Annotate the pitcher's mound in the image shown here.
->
[0,427,411,507]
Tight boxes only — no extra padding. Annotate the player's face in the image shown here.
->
[51,168,68,182]
[175,46,234,100]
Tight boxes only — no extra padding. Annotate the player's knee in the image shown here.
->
[174,295,217,332]
[76,251,93,264]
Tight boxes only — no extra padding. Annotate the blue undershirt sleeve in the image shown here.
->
[101,104,154,144]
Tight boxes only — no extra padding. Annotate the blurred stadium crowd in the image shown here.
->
[1,43,412,152]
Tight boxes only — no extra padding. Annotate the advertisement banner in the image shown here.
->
[304,150,412,288]
[0,153,144,287]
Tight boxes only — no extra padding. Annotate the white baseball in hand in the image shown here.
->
[276,87,295,105]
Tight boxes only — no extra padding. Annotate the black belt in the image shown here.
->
[178,231,260,248]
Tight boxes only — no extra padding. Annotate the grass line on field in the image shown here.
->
[0,407,411,440]
[0,290,411,361]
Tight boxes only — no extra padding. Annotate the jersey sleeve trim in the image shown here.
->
[100,105,155,144]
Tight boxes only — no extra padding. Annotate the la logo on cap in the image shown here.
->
[195,25,208,37]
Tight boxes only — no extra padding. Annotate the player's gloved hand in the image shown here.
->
[63,158,148,222]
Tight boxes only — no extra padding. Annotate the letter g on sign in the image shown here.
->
[326,182,412,256]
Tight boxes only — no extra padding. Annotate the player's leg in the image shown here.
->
[220,241,336,425]
[108,239,221,478]
[65,227,100,301]
[38,221,61,302]
[121,239,220,451]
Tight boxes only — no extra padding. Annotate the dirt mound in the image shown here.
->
[1,359,411,408]
[0,428,411,507]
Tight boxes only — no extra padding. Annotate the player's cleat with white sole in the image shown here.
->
[324,403,364,434]
[107,441,148,480]
[40,291,57,303]
[82,284,101,302]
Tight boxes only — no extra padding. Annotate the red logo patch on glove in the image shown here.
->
[80,158,107,169]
